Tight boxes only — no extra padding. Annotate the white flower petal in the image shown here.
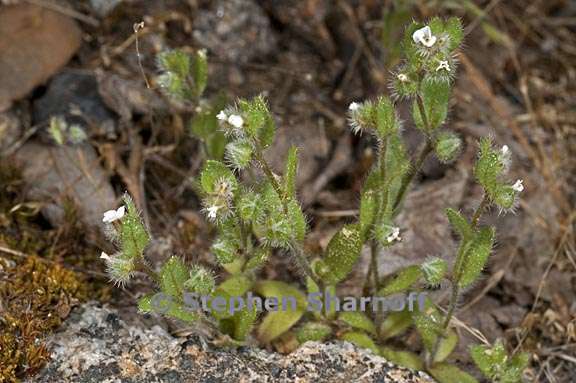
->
[216,110,228,121]
[348,102,360,112]
[100,252,111,261]
[102,206,125,223]
[412,26,437,47]
[436,60,450,72]
[512,179,524,192]
[228,114,244,128]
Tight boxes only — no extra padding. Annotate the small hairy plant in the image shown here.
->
[101,19,529,382]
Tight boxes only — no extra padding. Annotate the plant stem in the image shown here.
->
[253,144,322,288]
[392,138,433,215]
[428,193,490,367]
[137,258,161,285]
[370,241,380,292]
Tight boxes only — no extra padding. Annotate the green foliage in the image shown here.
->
[184,265,215,295]
[119,194,150,260]
[283,146,298,200]
[379,310,412,339]
[445,208,473,241]
[470,340,529,383]
[457,227,495,288]
[192,49,208,98]
[48,116,87,145]
[429,363,479,383]
[413,80,450,131]
[380,347,424,371]
[296,322,333,343]
[434,131,461,162]
[474,138,523,210]
[157,48,209,101]
[317,224,363,285]
[340,331,379,354]
[160,257,188,298]
[255,281,307,342]
[338,312,377,336]
[421,257,447,286]
[378,265,422,296]
[99,19,528,382]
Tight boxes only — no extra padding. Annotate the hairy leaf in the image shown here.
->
[321,224,363,284]
[339,312,377,335]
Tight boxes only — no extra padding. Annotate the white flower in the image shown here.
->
[216,110,228,121]
[397,73,408,82]
[100,252,111,261]
[102,206,125,223]
[206,205,221,219]
[436,60,450,72]
[512,179,524,192]
[500,145,512,169]
[412,26,437,47]
[227,114,244,128]
[348,102,360,112]
[386,227,401,243]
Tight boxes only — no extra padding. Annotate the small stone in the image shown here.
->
[0,5,82,111]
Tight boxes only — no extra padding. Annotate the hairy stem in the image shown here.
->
[428,193,490,366]
[253,144,322,288]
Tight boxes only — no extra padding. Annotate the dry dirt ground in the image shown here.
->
[0,0,574,382]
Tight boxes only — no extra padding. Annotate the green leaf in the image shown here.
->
[340,331,379,354]
[434,131,462,163]
[421,257,448,286]
[244,247,270,271]
[429,363,479,383]
[412,306,443,352]
[458,227,495,288]
[380,310,412,339]
[160,257,188,298]
[338,312,377,335]
[157,49,190,78]
[379,347,423,371]
[413,80,450,131]
[190,110,227,160]
[374,96,398,138]
[239,95,275,147]
[320,224,363,285]
[119,194,150,260]
[296,322,332,343]
[147,292,198,323]
[137,294,154,313]
[184,265,215,295]
[444,17,464,51]
[211,275,253,320]
[255,280,307,309]
[233,306,258,341]
[377,265,422,296]
[445,208,473,241]
[287,199,307,243]
[192,49,208,97]
[255,281,307,343]
[434,329,459,363]
[359,190,376,240]
[470,340,529,383]
[200,160,237,194]
[283,146,298,200]
[258,309,304,344]
[225,139,253,169]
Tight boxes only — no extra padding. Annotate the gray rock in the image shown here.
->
[193,0,277,64]
[31,304,433,383]
[13,141,116,231]
[0,109,22,153]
